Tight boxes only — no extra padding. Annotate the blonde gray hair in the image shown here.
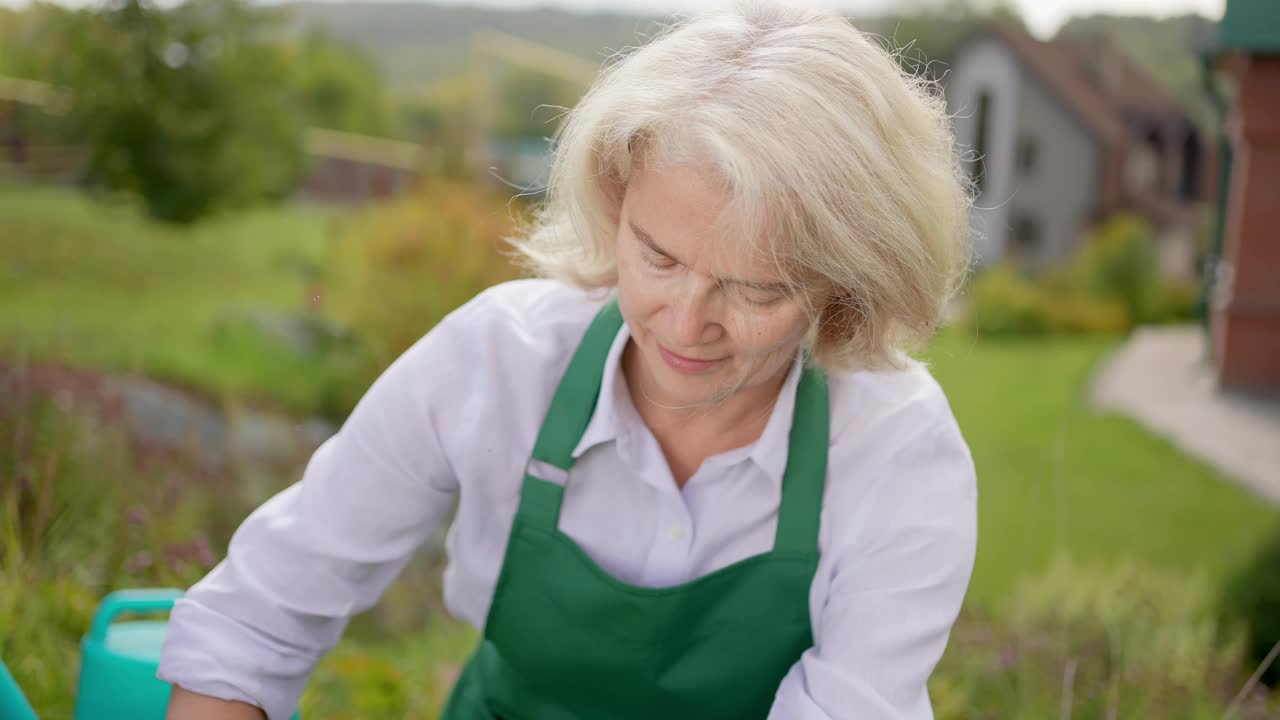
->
[509,0,973,371]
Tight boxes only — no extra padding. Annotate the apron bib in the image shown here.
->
[440,298,829,720]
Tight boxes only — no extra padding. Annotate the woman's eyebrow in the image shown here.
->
[630,221,679,262]
[629,221,788,293]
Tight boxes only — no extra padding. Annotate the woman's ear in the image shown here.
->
[817,293,862,347]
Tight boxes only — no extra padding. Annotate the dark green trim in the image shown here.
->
[1217,0,1280,53]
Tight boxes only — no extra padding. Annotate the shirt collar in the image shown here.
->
[570,321,806,489]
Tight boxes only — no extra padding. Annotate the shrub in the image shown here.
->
[1066,213,1160,324]
[0,363,239,716]
[933,555,1278,719]
[1221,522,1280,688]
[322,180,526,379]
[1149,278,1202,325]
[1039,288,1131,336]
[966,213,1201,337]
[968,263,1051,336]
[968,264,1131,337]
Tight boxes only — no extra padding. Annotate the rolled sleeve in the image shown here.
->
[158,314,467,719]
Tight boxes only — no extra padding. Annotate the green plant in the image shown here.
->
[968,263,1051,336]
[1065,213,1160,325]
[1221,521,1280,688]
[324,180,526,376]
[50,0,306,223]
[933,555,1278,719]
[967,213,1202,337]
[1149,278,1202,324]
[0,358,467,716]
[0,363,241,715]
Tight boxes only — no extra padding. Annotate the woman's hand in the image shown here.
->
[166,686,267,720]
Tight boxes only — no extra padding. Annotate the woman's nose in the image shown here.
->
[670,284,722,347]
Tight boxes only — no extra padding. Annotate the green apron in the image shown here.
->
[440,298,829,720]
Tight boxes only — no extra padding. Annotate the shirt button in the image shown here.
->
[668,525,685,541]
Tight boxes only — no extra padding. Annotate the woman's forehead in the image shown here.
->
[623,171,786,277]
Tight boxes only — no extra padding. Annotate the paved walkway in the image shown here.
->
[1090,325,1280,504]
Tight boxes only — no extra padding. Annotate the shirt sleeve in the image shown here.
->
[157,306,474,720]
[767,415,978,720]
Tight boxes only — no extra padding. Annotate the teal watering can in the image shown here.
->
[0,588,301,720]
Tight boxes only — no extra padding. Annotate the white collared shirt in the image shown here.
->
[157,279,977,720]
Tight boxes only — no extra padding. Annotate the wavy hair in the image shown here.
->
[508,0,973,371]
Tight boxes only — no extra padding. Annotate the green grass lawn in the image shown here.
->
[924,331,1278,610]
[0,182,360,417]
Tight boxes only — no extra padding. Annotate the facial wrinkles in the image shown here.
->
[616,161,813,416]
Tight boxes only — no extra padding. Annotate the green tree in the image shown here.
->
[288,29,395,136]
[52,0,305,224]
[0,8,17,75]
[492,66,581,141]
[859,0,1026,77]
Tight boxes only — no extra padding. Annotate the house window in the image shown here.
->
[1010,214,1042,259]
[1180,129,1202,201]
[1017,136,1037,176]
[972,91,993,196]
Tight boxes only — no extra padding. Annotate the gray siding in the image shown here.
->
[1009,75,1100,269]
[946,38,1022,266]
[946,36,1102,269]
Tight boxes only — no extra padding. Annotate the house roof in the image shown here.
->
[1217,0,1280,52]
[978,25,1190,148]
[953,25,1204,221]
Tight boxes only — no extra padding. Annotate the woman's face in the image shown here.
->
[615,162,813,409]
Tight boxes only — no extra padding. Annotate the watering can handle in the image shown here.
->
[87,588,184,643]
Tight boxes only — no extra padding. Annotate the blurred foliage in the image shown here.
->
[45,0,306,223]
[287,27,397,137]
[0,183,367,420]
[490,65,580,140]
[0,365,247,716]
[969,214,1200,337]
[1221,521,1280,689]
[323,179,528,376]
[0,363,472,717]
[400,76,478,177]
[0,176,534,419]
[1064,215,1159,322]
[859,0,1026,77]
[1,1,404,222]
[1058,14,1221,132]
[933,555,1278,719]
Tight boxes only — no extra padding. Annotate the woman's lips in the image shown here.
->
[658,343,724,373]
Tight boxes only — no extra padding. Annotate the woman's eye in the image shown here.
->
[641,252,676,270]
[738,286,785,306]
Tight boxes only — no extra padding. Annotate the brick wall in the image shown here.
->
[1212,54,1280,392]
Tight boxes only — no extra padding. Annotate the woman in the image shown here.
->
[160,1,977,718]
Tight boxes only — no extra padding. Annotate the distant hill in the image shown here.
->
[279,2,1222,131]
[279,2,666,91]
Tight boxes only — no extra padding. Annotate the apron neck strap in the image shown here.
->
[529,297,623,473]
[772,365,828,555]
[523,297,829,556]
